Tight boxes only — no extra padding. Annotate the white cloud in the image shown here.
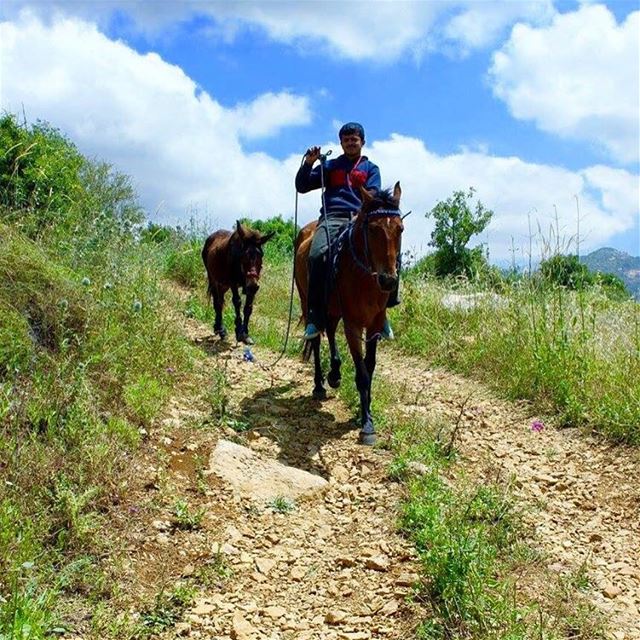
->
[1,14,636,263]
[366,134,638,261]
[444,1,554,53]
[489,4,640,164]
[229,92,311,140]
[0,13,310,223]
[3,0,557,61]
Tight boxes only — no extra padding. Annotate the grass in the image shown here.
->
[0,221,195,635]
[266,496,297,514]
[392,272,640,443]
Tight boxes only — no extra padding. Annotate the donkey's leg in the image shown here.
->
[231,286,244,342]
[345,325,374,444]
[311,335,326,400]
[213,286,227,339]
[239,288,256,345]
[326,316,342,389]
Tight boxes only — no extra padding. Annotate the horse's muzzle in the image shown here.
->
[377,272,397,292]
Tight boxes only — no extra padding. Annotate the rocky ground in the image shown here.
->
[115,312,639,640]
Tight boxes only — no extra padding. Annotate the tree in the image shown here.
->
[426,187,493,278]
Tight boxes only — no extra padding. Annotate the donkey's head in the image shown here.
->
[234,220,275,292]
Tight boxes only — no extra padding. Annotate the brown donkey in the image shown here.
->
[295,183,404,444]
[202,221,274,344]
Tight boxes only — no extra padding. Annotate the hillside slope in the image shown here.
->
[581,247,640,298]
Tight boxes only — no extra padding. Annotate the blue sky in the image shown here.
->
[1,1,638,263]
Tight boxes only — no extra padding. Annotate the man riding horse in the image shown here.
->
[295,122,400,341]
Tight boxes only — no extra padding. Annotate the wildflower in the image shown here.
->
[243,347,255,363]
[132,300,142,312]
[81,277,91,286]
[103,281,113,290]
[531,420,544,433]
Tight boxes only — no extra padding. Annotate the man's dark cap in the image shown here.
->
[339,122,365,142]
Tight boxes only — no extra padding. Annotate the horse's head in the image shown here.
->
[234,221,275,292]
[357,182,404,292]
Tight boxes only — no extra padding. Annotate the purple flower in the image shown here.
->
[531,420,544,433]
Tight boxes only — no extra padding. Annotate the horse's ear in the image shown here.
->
[259,230,276,245]
[360,187,375,204]
[393,181,402,202]
[236,220,246,239]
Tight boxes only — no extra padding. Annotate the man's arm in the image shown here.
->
[295,163,322,193]
[365,162,381,194]
[295,146,322,193]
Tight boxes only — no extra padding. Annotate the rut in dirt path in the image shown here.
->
[375,353,640,639]
[160,319,428,640]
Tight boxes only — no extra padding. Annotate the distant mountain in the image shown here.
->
[580,248,640,299]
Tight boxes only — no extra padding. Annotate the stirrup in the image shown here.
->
[303,323,321,340]
[380,319,394,340]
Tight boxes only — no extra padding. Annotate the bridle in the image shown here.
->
[347,207,402,277]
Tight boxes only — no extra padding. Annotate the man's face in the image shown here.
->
[340,133,363,159]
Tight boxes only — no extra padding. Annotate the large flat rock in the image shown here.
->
[209,439,328,502]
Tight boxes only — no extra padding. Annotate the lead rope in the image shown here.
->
[269,153,309,367]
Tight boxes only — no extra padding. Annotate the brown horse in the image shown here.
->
[202,221,274,344]
[295,183,404,445]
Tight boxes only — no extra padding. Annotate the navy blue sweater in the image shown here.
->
[295,154,381,217]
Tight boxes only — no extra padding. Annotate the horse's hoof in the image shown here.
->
[312,387,327,401]
[359,431,376,446]
[242,335,254,345]
[215,327,227,339]
[327,374,341,389]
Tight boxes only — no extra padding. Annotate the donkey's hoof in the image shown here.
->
[241,335,254,345]
[327,373,341,389]
[359,430,377,446]
[312,387,327,401]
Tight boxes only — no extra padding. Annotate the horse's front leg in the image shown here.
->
[326,315,341,389]
[345,324,375,445]
[213,286,227,339]
[311,335,326,400]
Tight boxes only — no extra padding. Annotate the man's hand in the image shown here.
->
[304,146,321,166]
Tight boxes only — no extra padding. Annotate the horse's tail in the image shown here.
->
[202,236,214,299]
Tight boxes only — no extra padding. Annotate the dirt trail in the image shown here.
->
[376,354,640,638]
[144,312,639,640]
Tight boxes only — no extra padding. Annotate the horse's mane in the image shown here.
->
[362,188,398,214]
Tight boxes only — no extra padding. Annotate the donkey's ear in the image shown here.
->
[235,220,246,239]
[393,181,402,201]
[259,230,276,245]
[360,187,375,203]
